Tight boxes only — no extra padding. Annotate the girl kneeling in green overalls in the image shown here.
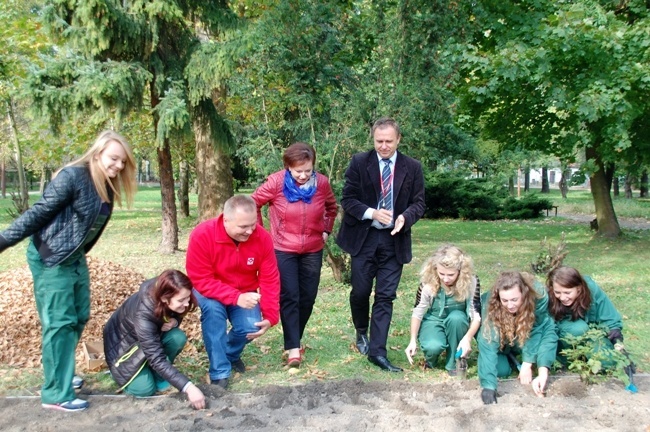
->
[404,244,482,375]
[478,271,558,404]
[546,266,627,368]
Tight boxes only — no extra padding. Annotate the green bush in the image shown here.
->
[424,173,552,220]
[560,325,632,386]
[501,194,553,219]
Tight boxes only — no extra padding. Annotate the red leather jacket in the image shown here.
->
[252,170,338,254]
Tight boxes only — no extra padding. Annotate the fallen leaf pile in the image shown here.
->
[0,257,202,370]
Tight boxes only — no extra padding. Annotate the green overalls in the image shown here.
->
[27,210,109,404]
[555,276,623,367]
[418,290,469,371]
[122,327,188,397]
[477,282,558,391]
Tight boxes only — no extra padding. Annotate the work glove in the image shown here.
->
[481,388,497,405]
[607,328,623,345]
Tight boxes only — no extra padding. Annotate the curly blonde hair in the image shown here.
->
[484,271,540,350]
[419,244,474,301]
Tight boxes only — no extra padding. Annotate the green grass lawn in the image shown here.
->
[0,186,648,393]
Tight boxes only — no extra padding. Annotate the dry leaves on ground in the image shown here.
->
[0,258,202,369]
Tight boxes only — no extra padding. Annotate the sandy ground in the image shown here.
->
[1,212,647,431]
[1,375,648,432]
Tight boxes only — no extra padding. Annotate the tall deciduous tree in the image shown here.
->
[460,0,650,237]
[27,0,239,251]
[0,0,49,213]
[226,0,361,182]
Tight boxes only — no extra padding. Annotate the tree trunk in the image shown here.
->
[604,162,615,190]
[177,158,190,217]
[624,173,633,199]
[150,81,178,254]
[324,242,350,284]
[508,176,515,196]
[613,176,619,197]
[541,166,550,193]
[586,145,620,238]
[193,87,234,222]
[524,166,530,192]
[157,140,179,253]
[6,97,29,213]
[193,118,234,222]
[640,170,648,198]
[41,168,51,194]
[1,159,5,198]
[559,165,569,199]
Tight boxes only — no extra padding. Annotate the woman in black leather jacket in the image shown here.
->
[104,270,205,410]
[0,130,136,412]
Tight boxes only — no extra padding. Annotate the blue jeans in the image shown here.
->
[194,289,262,380]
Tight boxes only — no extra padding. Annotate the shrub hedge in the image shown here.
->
[424,173,553,220]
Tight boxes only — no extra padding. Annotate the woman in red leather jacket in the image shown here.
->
[252,142,338,367]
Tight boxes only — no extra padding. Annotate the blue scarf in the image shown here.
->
[283,169,317,203]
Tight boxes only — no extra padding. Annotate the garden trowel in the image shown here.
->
[455,348,467,378]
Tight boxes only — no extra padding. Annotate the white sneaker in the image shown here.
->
[72,375,84,390]
[42,398,89,412]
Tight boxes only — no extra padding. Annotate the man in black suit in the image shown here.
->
[336,117,425,372]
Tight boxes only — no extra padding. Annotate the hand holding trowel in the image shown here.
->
[455,347,467,378]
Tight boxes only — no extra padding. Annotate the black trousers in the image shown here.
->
[276,249,324,350]
[349,228,403,357]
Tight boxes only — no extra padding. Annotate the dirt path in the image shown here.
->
[556,213,650,230]
[1,376,648,431]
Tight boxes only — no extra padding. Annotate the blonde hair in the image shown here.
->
[419,244,474,301]
[64,130,137,207]
[484,271,540,349]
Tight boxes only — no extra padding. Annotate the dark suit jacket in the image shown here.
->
[336,150,425,264]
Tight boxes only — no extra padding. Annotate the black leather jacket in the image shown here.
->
[103,277,190,392]
[0,166,112,266]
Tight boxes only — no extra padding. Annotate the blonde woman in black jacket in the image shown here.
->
[0,130,136,412]
[104,270,205,410]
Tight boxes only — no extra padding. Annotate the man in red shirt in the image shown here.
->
[186,195,280,389]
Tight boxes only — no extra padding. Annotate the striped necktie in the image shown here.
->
[381,159,392,211]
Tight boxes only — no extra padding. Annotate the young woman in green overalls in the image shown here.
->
[0,130,136,412]
[478,271,558,404]
[547,266,627,367]
[404,244,482,375]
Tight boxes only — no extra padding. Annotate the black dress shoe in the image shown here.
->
[231,358,246,374]
[368,355,403,372]
[210,378,229,389]
[356,332,369,355]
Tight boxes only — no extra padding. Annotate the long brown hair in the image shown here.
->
[63,130,137,207]
[546,266,591,321]
[485,271,540,349]
[150,269,197,320]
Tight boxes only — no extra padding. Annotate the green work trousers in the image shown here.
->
[495,351,516,377]
[27,242,90,404]
[418,309,468,371]
[557,319,615,367]
[124,327,187,397]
